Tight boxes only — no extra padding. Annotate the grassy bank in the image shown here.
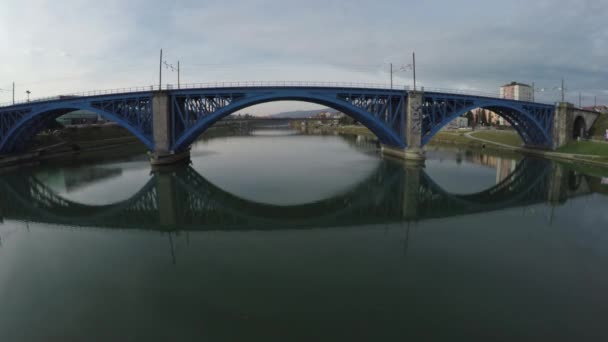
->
[557,141,608,158]
[335,125,373,137]
[333,124,607,166]
[28,124,136,150]
[469,130,523,147]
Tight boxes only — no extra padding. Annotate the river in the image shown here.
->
[0,128,607,341]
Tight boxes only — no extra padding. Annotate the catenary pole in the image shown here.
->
[159,49,163,91]
[413,52,417,91]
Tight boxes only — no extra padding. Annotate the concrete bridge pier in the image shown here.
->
[552,102,575,149]
[150,91,191,166]
[552,102,600,149]
[381,91,425,164]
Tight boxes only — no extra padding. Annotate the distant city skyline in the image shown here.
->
[1,0,607,114]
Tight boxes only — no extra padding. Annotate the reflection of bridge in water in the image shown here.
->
[0,158,593,231]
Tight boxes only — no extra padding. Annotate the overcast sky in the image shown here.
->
[1,0,607,112]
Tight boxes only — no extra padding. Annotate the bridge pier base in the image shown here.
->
[381,145,425,166]
[149,149,191,166]
[380,90,426,163]
[150,91,191,166]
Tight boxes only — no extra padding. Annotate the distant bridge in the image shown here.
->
[223,117,338,122]
[0,158,592,231]
[0,82,599,164]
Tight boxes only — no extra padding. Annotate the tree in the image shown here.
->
[465,111,474,127]
[479,109,488,126]
[338,115,355,126]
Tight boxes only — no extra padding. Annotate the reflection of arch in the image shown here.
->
[173,164,403,225]
[417,158,553,218]
[420,94,554,147]
[0,161,404,229]
[170,89,405,152]
[573,116,586,139]
[0,172,159,225]
[0,94,154,154]
[0,158,558,230]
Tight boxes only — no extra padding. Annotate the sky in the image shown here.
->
[0,0,607,113]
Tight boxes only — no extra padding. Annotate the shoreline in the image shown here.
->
[1,124,607,170]
[332,125,608,169]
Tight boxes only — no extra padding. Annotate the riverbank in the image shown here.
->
[2,122,607,170]
[0,123,243,168]
[334,125,608,169]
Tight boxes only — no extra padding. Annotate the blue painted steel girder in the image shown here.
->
[419,93,555,147]
[0,93,155,154]
[169,87,408,152]
[0,86,560,155]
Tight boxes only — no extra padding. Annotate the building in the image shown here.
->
[472,108,508,127]
[500,82,533,102]
[447,116,468,129]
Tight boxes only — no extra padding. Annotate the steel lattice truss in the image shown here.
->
[89,95,154,141]
[337,92,405,141]
[171,92,246,146]
[420,93,555,147]
[0,93,154,154]
[169,88,407,152]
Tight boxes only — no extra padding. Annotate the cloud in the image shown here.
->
[0,0,606,107]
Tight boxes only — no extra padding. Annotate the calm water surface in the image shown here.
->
[1,129,608,341]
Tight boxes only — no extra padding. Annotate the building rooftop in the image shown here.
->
[501,81,531,88]
[583,105,608,113]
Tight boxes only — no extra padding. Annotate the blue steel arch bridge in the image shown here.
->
[0,82,567,162]
[0,158,592,231]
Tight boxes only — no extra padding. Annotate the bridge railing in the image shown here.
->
[1,81,556,107]
[1,82,403,107]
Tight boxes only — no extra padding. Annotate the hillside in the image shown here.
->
[269,108,339,119]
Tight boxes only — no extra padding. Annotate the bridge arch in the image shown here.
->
[573,115,586,139]
[0,102,154,154]
[171,90,405,152]
[421,97,553,148]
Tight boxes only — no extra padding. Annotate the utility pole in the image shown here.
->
[532,82,535,102]
[12,82,15,105]
[413,52,417,91]
[159,49,163,91]
[390,63,393,89]
[177,61,181,89]
[561,78,565,102]
[578,92,582,108]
